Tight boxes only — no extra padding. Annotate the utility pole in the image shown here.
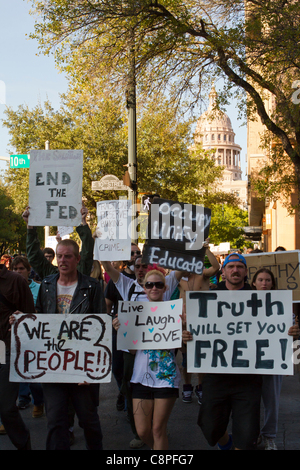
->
[44,141,50,247]
[127,26,138,243]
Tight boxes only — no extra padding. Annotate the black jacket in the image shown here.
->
[36,271,106,314]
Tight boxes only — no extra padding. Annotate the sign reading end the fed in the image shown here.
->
[28,150,83,227]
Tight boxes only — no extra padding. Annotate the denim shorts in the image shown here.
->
[131,383,179,400]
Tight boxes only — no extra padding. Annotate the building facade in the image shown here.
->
[194,85,247,210]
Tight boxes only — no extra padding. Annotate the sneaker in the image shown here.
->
[182,385,193,403]
[195,385,203,404]
[263,437,278,450]
[129,438,144,449]
[17,401,30,410]
[218,434,233,450]
[32,404,44,418]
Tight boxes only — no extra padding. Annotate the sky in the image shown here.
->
[0,0,247,178]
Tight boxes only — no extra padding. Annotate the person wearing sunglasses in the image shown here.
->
[113,269,181,450]
[103,255,182,449]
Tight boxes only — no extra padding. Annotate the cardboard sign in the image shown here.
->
[117,299,183,350]
[244,251,300,301]
[93,199,132,261]
[10,314,112,383]
[142,198,211,274]
[186,290,293,375]
[28,150,83,227]
[0,340,5,364]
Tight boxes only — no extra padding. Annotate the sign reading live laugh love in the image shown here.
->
[142,198,211,275]
[186,290,294,375]
[117,299,183,350]
[28,150,83,227]
[9,314,112,383]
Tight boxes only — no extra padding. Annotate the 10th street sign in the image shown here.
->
[10,154,30,169]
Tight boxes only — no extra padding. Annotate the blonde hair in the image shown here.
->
[144,269,166,285]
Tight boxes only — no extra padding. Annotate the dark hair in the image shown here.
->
[11,256,31,272]
[251,268,276,290]
[42,247,55,258]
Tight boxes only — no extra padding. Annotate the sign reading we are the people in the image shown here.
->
[186,290,294,375]
[10,314,112,383]
[28,149,83,227]
[117,299,183,350]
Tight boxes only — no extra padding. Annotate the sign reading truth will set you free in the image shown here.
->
[186,290,294,375]
[28,150,83,227]
[9,314,112,383]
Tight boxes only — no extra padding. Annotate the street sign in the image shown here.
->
[92,174,131,191]
[10,154,30,169]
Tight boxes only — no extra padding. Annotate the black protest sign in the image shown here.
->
[186,290,294,375]
[142,198,211,274]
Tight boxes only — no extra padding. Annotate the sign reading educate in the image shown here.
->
[28,149,83,227]
[142,198,211,274]
[10,314,112,383]
[186,290,293,375]
[117,299,183,350]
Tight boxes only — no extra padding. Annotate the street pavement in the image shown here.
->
[1,351,300,451]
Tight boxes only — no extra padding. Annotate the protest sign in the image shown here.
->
[0,340,5,364]
[10,314,112,383]
[244,251,300,301]
[186,290,293,375]
[117,299,183,350]
[142,198,211,274]
[93,199,132,262]
[28,150,83,227]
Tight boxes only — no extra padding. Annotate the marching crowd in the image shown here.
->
[0,204,299,451]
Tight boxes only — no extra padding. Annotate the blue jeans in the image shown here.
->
[0,353,30,449]
[42,382,103,450]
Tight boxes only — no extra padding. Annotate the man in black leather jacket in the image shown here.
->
[36,238,105,450]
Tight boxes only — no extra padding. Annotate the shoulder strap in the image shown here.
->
[128,282,136,301]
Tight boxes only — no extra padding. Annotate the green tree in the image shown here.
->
[0,186,26,256]
[29,0,300,209]
[209,204,250,249]
[2,89,239,233]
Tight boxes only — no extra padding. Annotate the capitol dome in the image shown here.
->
[194,85,242,182]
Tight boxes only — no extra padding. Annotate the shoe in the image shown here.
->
[218,434,233,450]
[195,385,203,404]
[182,385,193,403]
[0,424,6,435]
[129,438,144,449]
[263,437,278,450]
[32,404,44,418]
[116,392,125,411]
[18,401,30,410]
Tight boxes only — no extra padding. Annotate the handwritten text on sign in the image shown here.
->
[142,198,211,274]
[93,200,131,262]
[28,150,83,227]
[10,314,112,383]
[117,299,183,350]
[186,290,293,375]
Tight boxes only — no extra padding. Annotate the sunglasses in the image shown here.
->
[131,250,141,256]
[144,281,165,290]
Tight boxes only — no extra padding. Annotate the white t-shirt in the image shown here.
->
[115,270,181,389]
[56,282,78,314]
